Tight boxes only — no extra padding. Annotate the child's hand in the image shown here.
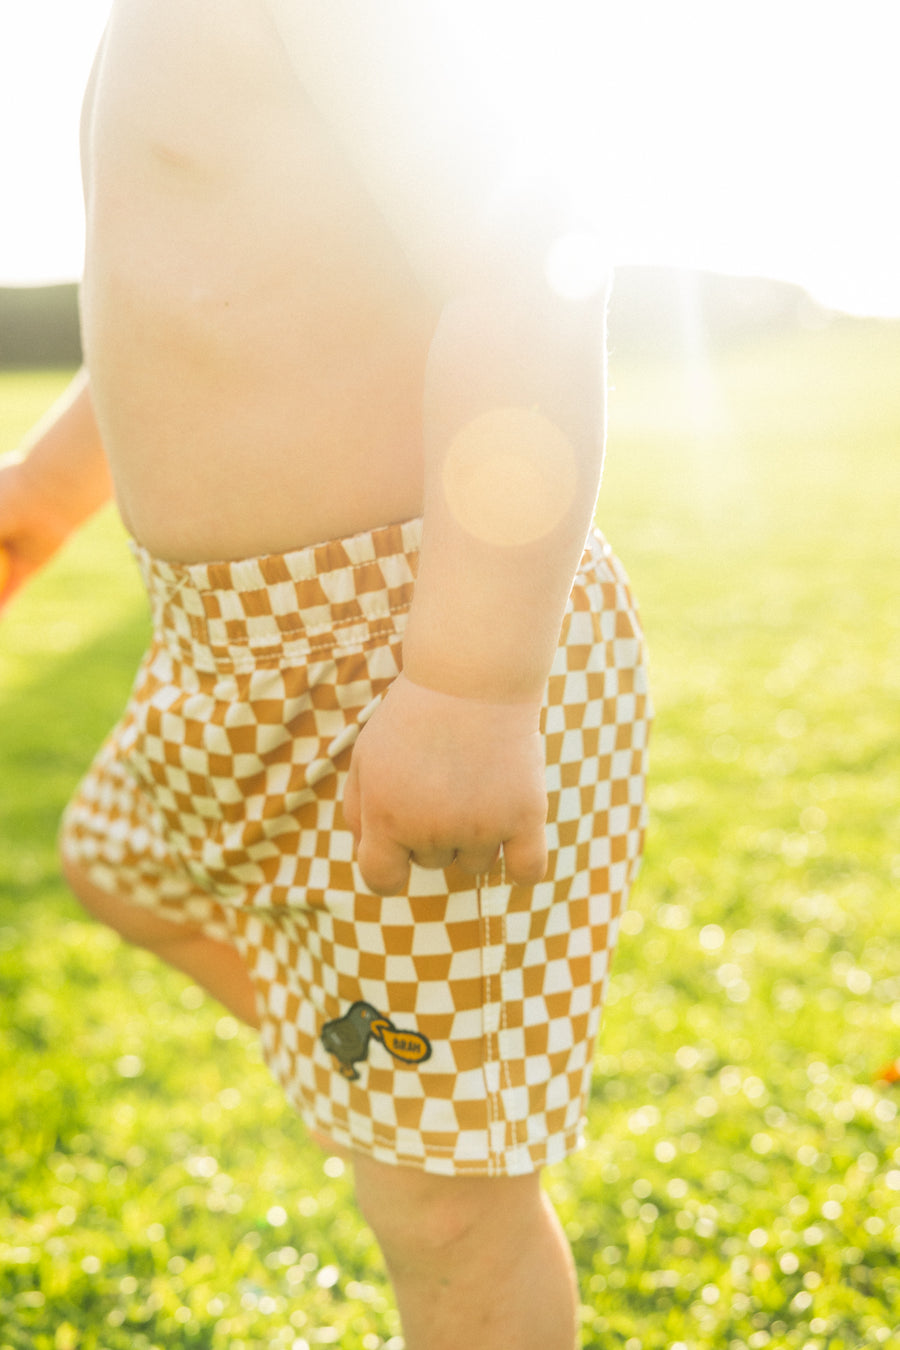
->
[0,458,73,611]
[343,673,548,895]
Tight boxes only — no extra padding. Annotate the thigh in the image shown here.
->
[62,855,216,948]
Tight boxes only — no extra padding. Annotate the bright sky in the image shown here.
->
[2,0,899,316]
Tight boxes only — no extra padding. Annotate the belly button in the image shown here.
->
[151,139,200,175]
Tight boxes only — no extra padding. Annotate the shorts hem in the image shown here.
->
[295,1103,585,1178]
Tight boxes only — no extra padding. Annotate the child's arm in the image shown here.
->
[344,257,608,894]
[0,369,114,608]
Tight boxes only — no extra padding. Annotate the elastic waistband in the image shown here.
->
[131,518,423,673]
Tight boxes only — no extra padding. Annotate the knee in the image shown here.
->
[352,1155,543,1274]
[354,1165,475,1261]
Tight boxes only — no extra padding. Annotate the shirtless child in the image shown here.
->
[0,5,650,1347]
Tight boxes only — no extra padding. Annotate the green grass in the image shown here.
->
[1,321,900,1349]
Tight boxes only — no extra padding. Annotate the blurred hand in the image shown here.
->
[0,457,74,612]
[343,672,548,895]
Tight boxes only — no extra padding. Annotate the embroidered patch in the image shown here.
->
[320,1001,432,1080]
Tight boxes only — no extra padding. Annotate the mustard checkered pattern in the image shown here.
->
[61,518,650,1176]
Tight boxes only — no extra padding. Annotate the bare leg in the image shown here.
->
[353,1154,579,1350]
[62,859,260,1028]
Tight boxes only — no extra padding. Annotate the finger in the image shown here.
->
[502,828,549,888]
[357,834,412,896]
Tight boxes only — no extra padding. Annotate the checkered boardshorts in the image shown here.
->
[60,518,650,1176]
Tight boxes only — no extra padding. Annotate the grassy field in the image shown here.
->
[1,318,899,1349]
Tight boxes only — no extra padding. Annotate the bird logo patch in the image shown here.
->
[320,1001,432,1080]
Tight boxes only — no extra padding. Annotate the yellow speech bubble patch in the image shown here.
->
[372,1020,433,1066]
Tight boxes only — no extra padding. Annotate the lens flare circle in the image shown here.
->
[442,406,577,547]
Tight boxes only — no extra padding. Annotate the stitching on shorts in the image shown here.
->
[478,875,504,1175]
[163,604,412,672]
[337,1118,580,1166]
[350,1129,488,1161]
[328,555,417,578]
[499,893,519,1161]
[253,598,412,643]
[148,549,417,597]
[495,855,520,1163]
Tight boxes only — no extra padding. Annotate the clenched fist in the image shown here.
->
[343,673,548,896]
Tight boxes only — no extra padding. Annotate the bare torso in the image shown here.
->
[80,0,437,562]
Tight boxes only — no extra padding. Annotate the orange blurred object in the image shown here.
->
[0,547,10,596]
[875,1059,900,1084]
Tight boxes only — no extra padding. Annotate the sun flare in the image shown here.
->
[441,406,577,547]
